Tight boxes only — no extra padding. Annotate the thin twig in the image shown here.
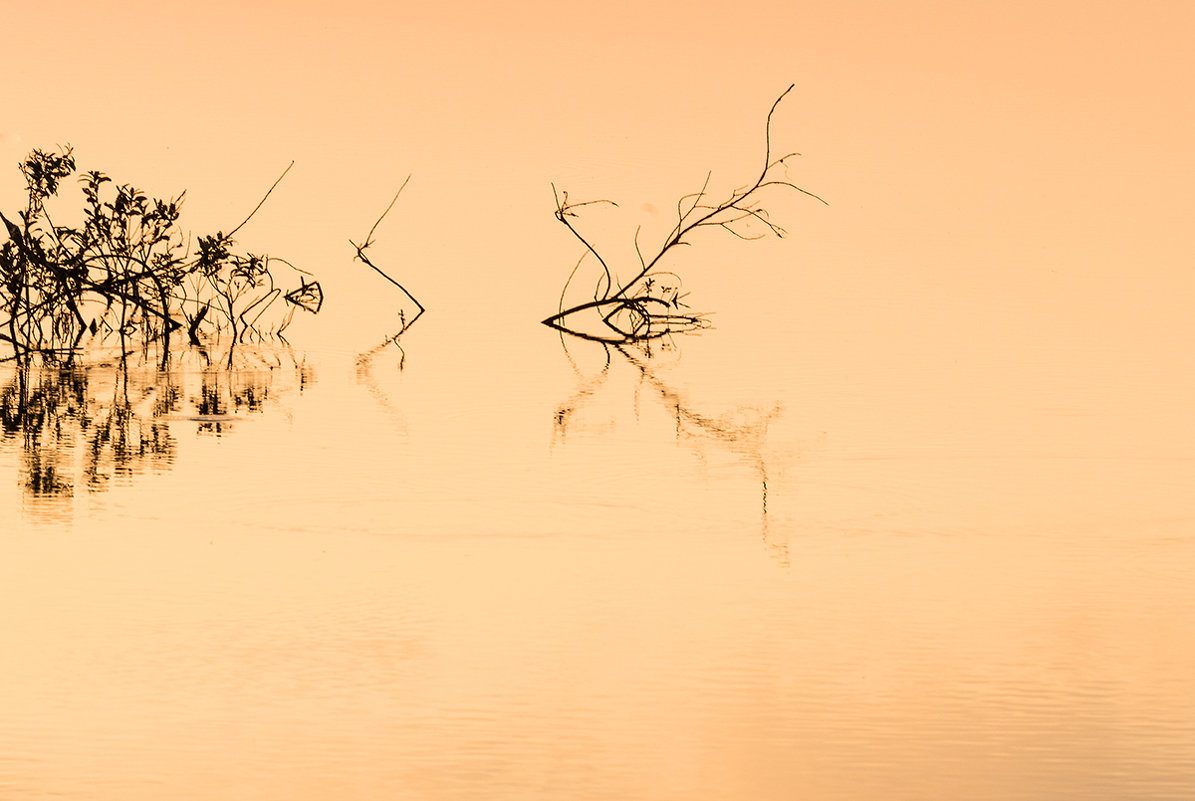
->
[227,160,294,238]
[361,174,411,249]
[350,178,424,336]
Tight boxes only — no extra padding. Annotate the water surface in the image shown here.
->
[2,292,1192,800]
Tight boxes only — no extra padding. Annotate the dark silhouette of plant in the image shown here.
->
[543,85,826,344]
[351,175,423,369]
[0,148,322,366]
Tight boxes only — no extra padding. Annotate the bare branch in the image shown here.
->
[350,178,423,338]
[361,173,412,250]
[227,160,294,238]
[543,84,824,346]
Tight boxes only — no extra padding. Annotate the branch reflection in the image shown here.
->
[354,336,409,433]
[552,337,788,564]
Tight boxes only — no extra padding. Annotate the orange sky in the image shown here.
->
[2,0,1192,362]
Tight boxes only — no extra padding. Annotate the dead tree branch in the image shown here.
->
[543,85,825,345]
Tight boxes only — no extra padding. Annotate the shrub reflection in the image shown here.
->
[0,350,310,515]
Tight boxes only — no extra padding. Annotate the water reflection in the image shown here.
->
[354,337,409,433]
[0,348,312,520]
[553,337,787,562]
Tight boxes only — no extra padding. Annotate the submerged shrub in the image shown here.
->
[0,147,322,365]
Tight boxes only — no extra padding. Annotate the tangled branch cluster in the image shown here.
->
[544,85,826,344]
[0,146,322,365]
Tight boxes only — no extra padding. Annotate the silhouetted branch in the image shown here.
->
[362,174,411,250]
[552,184,618,301]
[0,148,321,363]
[350,176,424,339]
[543,85,825,345]
[226,161,294,239]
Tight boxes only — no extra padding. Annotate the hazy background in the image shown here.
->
[3,2,1194,799]
[4,0,1191,360]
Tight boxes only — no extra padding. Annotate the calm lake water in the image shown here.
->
[2,282,1193,800]
[5,1,1195,795]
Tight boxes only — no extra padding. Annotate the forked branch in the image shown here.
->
[543,84,825,344]
[350,175,424,339]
